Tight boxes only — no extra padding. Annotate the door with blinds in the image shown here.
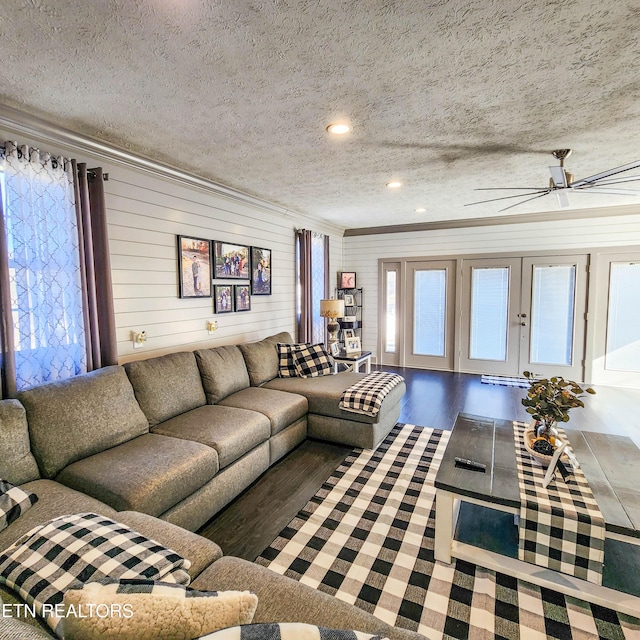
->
[404,260,456,370]
[459,255,588,378]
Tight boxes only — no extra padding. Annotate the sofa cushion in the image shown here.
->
[264,373,405,424]
[125,352,207,427]
[151,405,270,469]
[56,433,219,516]
[0,399,40,485]
[195,345,250,403]
[218,387,308,436]
[0,480,117,552]
[19,366,149,479]
[238,331,293,386]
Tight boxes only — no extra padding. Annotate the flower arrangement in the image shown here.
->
[522,371,595,429]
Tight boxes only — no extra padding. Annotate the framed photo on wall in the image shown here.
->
[339,272,356,289]
[177,235,212,298]
[251,246,271,295]
[214,285,233,313]
[214,241,250,279]
[235,284,251,311]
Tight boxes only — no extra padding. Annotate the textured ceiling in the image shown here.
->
[2,0,640,229]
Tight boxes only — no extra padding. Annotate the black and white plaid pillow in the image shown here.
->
[196,622,390,639]
[277,343,309,378]
[0,512,191,635]
[292,344,334,378]
[0,479,38,532]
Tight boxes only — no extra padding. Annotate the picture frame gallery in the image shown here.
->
[177,235,271,313]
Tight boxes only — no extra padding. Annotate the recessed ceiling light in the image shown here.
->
[326,123,351,135]
[415,207,426,213]
[386,181,402,189]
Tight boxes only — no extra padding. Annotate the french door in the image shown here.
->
[459,255,588,378]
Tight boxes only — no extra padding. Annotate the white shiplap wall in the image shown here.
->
[0,125,343,363]
[344,212,640,356]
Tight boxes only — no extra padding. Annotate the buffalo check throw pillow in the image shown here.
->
[196,623,390,640]
[292,344,334,378]
[277,343,310,378]
[0,512,191,636]
[0,478,38,532]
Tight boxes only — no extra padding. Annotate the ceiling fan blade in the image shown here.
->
[474,187,548,191]
[571,187,639,196]
[556,190,570,208]
[549,165,567,188]
[571,159,640,188]
[465,190,548,207]
[584,175,640,186]
[498,191,552,212]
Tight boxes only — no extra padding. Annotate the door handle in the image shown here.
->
[520,322,527,326]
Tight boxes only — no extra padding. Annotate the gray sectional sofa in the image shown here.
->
[0,332,418,639]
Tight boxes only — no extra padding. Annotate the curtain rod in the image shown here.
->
[0,145,108,180]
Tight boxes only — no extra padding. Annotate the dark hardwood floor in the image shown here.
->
[198,367,640,559]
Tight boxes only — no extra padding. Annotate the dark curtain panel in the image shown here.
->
[74,163,118,369]
[0,182,17,399]
[296,229,313,343]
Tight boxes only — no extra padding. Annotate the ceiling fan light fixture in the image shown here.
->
[326,122,351,135]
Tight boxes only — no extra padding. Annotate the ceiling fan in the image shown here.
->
[466,149,640,212]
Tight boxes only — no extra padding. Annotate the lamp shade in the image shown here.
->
[319,299,345,319]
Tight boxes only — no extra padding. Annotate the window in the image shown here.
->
[1,146,86,390]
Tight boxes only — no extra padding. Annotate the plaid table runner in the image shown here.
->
[339,371,404,416]
[513,421,605,584]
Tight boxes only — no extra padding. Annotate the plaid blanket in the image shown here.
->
[339,371,404,416]
[513,422,605,584]
[0,512,191,635]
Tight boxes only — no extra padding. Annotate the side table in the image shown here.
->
[333,350,372,374]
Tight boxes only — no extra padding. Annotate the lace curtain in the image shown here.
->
[2,143,86,389]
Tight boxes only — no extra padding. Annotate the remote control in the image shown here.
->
[454,457,487,472]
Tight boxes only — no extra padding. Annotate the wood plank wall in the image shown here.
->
[344,214,640,356]
[0,126,344,363]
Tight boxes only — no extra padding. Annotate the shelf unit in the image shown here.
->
[336,287,362,346]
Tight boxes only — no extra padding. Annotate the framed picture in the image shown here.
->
[214,241,250,279]
[177,235,212,298]
[345,336,361,354]
[235,284,251,311]
[339,272,356,289]
[343,329,355,340]
[251,246,271,295]
[343,293,355,306]
[214,285,233,313]
[330,342,340,357]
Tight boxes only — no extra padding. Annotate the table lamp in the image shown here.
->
[320,298,345,346]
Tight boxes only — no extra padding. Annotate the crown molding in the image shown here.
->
[0,105,344,236]
[344,204,640,237]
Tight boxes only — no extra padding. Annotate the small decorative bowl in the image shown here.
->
[523,429,555,467]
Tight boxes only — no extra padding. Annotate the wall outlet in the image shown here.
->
[207,320,218,334]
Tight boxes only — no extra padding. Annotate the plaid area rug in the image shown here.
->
[480,375,530,388]
[257,423,640,640]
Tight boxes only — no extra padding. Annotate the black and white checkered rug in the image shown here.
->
[257,423,640,639]
[480,375,530,388]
